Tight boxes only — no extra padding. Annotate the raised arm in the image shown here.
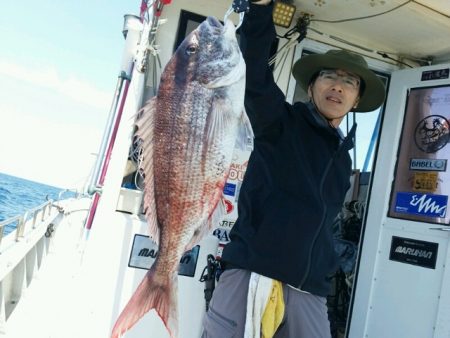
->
[239,1,288,137]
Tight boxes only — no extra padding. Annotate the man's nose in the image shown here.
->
[330,81,344,91]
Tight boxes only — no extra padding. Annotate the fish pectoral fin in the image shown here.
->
[134,97,160,245]
[206,100,230,142]
[184,222,209,252]
[206,196,227,235]
[235,109,254,151]
[212,196,227,228]
[184,195,227,252]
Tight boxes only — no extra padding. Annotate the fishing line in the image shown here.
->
[269,14,309,80]
[274,47,291,83]
[272,34,299,82]
[269,33,299,68]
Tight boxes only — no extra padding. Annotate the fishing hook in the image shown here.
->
[224,0,251,30]
[223,5,245,30]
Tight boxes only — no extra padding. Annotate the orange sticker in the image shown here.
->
[412,172,438,192]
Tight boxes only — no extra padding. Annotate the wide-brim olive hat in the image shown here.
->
[292,49,386,112]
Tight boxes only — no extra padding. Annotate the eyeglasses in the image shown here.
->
[318,69,361,90]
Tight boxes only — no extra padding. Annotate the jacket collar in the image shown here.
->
[304,101,356,150]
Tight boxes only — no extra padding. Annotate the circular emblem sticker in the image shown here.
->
[414,115,450,153]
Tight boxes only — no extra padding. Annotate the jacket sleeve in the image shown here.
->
[239,2,289,137]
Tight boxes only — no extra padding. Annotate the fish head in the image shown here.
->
[172,16,245,88]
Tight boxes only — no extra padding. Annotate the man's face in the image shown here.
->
[308,69,361,127]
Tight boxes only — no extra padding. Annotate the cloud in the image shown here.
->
[0,59,116,189]
[0,59,110,110]
[0,110,102,189]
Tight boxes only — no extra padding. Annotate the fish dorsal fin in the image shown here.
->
[135,97,159,245]
[234,110,254,151]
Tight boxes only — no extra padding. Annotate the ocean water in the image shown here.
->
[0,172,74,235]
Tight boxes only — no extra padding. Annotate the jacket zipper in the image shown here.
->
[298,125,355,289]
[298,155,333,289]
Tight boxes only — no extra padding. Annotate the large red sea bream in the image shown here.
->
[111,16,253,338]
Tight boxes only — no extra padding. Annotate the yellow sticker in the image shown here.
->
[412,172,438,192]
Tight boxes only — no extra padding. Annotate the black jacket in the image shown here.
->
[221,3,356,296]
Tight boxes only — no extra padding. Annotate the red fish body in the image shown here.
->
[111,16,252,338]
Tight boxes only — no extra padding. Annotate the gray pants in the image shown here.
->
[202,269,331,338]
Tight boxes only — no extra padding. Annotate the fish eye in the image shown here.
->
[186,44,198,55]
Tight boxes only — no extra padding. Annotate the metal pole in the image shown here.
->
[85,66,134,231]
[84,14,143,231]
[362,112,381,172]
[87,76,125,193]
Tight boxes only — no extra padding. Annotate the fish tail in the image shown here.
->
[111,269,178,338]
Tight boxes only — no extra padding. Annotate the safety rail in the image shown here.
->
[57,189,80,200]
[0,200,54,250]
[0,197,85,329]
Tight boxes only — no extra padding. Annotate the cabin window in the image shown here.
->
[341,71,390,172]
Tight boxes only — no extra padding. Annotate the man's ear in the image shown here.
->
[353,97,360,109]
[307,84,313,99]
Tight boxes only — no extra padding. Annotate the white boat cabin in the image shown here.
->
[2,1,450,338]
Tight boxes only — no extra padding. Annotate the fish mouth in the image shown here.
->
[206,16,222,29]
[205,16,236,38]
[201,16,243,89]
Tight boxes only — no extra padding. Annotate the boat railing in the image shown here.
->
[0,200,54,250]
[0,196,90,329]
[57,189,80,200]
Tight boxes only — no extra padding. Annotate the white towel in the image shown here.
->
[244,272,273,338]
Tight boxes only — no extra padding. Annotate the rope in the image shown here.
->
[311,0,413,23]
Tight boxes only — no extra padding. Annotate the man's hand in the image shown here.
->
[251,0,272,5]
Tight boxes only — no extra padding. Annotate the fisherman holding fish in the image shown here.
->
[202,0,385,337]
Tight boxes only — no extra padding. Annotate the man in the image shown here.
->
[202,0,385,337]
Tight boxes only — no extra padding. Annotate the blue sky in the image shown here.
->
[0,1,139,188]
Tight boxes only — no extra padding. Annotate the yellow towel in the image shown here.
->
[261,280,285,338]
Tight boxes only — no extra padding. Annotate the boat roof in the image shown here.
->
[289,0,450,65]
